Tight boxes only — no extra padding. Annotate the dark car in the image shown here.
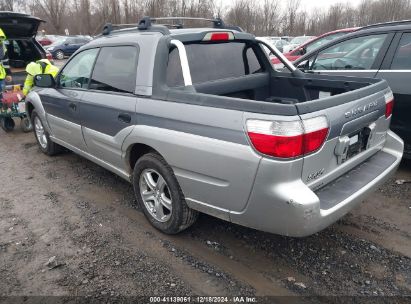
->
[294,20,411,157]
[0,11,52,84]
[46,36,91,60]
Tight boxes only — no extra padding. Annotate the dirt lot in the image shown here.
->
[1,126,410,301]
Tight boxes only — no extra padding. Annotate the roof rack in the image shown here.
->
[101,16,242,36]
[359,19,411,31]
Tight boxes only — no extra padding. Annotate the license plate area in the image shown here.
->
[346,129,370,159]
[335,124,376,164]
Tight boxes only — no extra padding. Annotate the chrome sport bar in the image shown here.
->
[170,39,193,86]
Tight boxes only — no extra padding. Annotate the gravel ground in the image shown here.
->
[0,126,410,302]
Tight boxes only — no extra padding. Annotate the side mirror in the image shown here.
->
[34,74,56,88]
[300,47,307,55]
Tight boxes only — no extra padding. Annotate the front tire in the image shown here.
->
[133,152,198,234]
[31,110,62,155]
[54,50,64,60]
[21,117,32,133]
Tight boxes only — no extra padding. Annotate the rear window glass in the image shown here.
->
[391,33,411,70]
[166,42,263,87]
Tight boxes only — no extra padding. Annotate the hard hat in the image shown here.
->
[26,62,42,76]
[0,28,6,39]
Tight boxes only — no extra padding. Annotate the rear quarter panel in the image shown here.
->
[123,97,262,216]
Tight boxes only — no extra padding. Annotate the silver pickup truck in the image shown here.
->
[26,17,403,237]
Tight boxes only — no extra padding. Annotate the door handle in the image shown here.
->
[118,113,131,123]
[69,102,77,111]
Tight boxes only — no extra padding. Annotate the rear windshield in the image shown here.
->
[166,42,263,87]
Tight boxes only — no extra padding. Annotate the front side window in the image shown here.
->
[58,48,99,89]
[166,42,263,87]
[391,33,411,70]
[89,46,138,94]
[310,34,387,70]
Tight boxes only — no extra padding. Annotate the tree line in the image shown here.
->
[2,0,411,36]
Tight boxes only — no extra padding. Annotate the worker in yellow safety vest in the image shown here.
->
[0,28,12,90]
[23,59,59,96]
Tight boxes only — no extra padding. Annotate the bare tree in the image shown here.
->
[34,0,69,34]
[18,0,411,36]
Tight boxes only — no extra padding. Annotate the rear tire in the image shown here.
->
[132,152,198,234]
[31,110,62,156]
[1,117,15,132]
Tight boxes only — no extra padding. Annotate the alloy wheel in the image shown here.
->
[34,116,48,149]
[139,169,173,222]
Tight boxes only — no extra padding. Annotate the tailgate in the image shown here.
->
[0,12,44,38]
[297,79,393,189]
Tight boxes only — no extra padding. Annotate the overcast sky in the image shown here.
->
[218,0,363,12]
[300,0,361,9]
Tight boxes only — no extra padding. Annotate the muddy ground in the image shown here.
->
[0,125,410,302]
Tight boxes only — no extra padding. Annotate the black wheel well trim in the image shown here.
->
[26,102,34,119]
[128,143,161,170]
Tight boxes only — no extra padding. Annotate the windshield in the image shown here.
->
[48,38,66,47]
[290,36,314,45]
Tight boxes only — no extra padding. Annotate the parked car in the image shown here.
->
[294,20,411,157]
[281,36,294,42]
[272,28,358,67]
[45,36,91,59]
[26,17,403,237]
[36,35,53,46]
[282,35,316,53]
[0,11,53,85]
[258,37,289,53]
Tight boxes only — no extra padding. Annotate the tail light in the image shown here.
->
[246,116,329,159]
[384,91,394,118]
[203,32,234,42]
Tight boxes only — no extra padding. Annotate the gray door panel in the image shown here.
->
[41,88,87,150]
[80,91,137,169]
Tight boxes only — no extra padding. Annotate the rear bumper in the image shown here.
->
[229,131,403,237]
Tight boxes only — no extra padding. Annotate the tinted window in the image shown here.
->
[58,48,98,89]
[89,46,138,93]
[305,32,347,53]
[166,42,263,87]
[391,33,411,70]
[311,34,387,70]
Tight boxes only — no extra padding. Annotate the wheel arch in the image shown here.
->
[25,92,52,134]
[127,142,162,171]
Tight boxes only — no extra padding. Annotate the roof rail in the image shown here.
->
[101,16,242,36]
[101,18,171,36]
[359,19,411,31]
[150,16,243,31]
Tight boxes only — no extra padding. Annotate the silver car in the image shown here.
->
[26,17,403,237]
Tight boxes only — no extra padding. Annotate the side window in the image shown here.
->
[89,46,138,94]
[58,48,99,89]
[311,34,387,70]
[391,33,411,70]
